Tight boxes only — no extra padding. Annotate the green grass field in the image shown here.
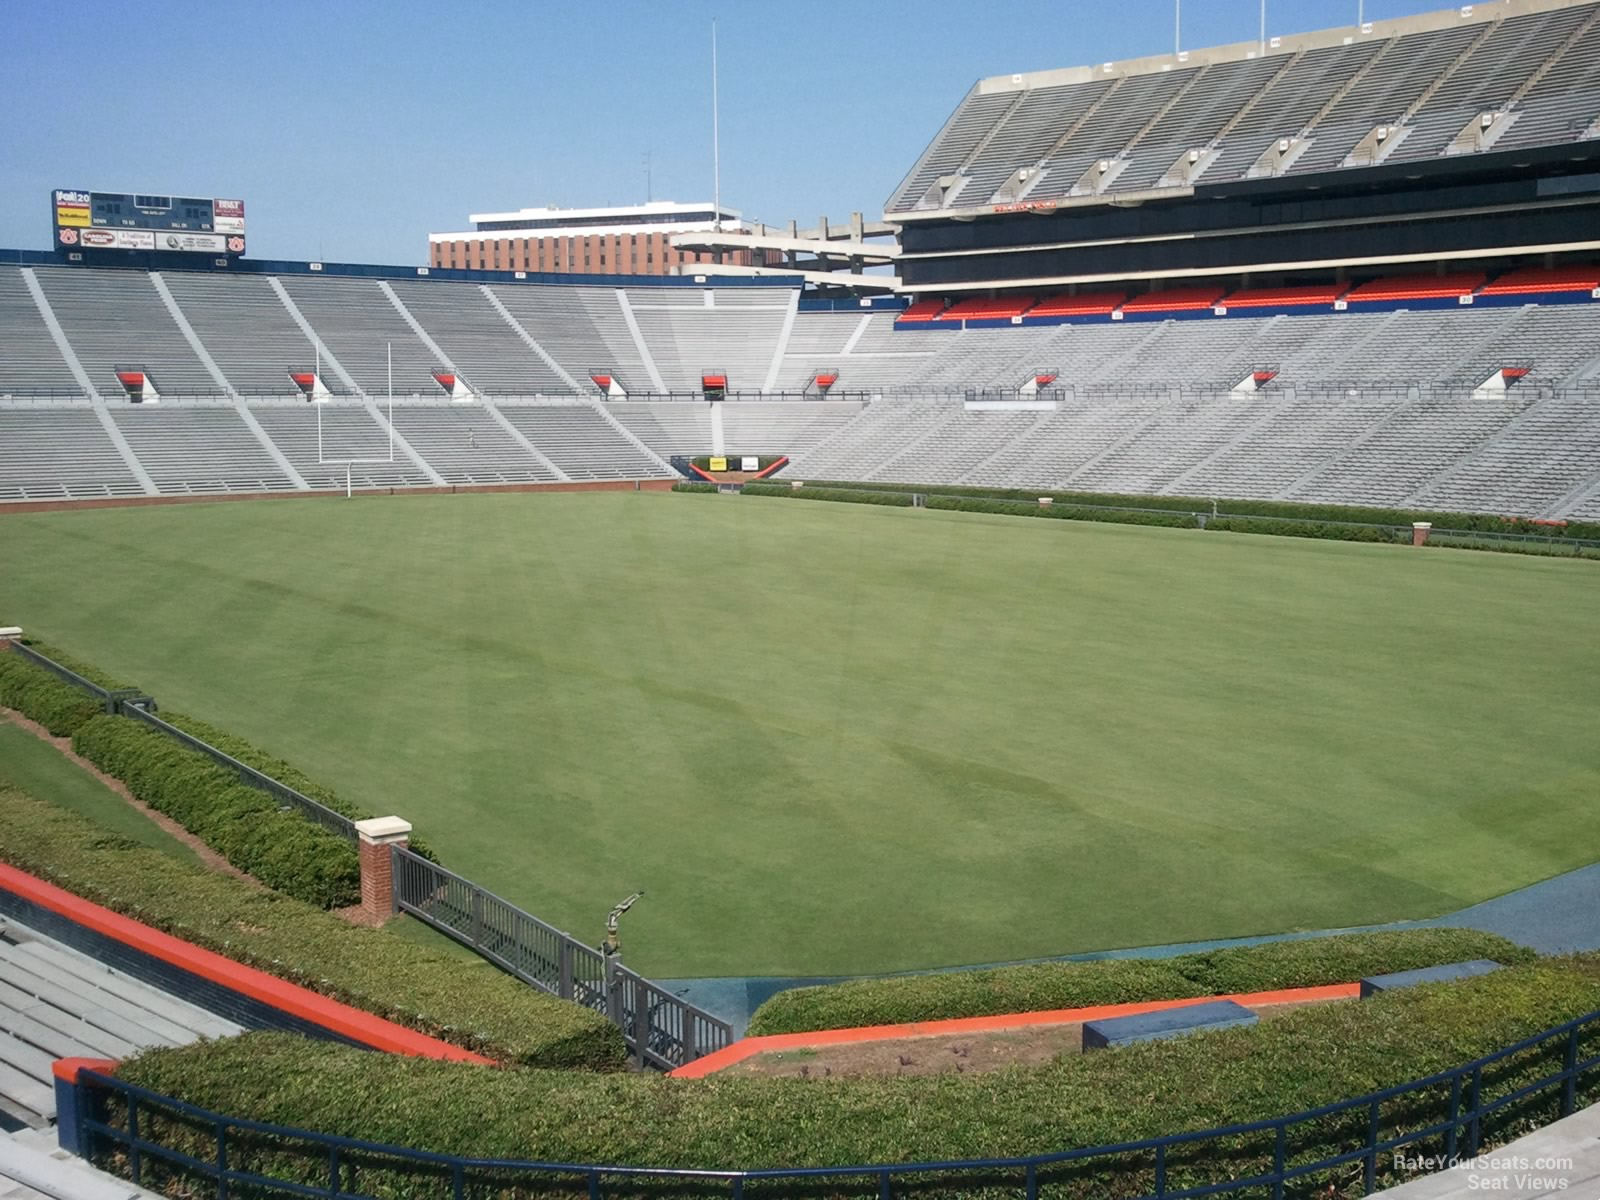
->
[0,722,196,861]
[1,491,1596,978]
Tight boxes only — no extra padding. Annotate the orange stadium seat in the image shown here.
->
[1120,285,1227,313]
[936,295,1037,321]
[1479,265,1600,296]
[896,299,947,323]
[1220,284,1347,308]
[1343,272,1486,302]
[1029,292,1127,317]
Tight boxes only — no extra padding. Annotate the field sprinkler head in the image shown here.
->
[603,891,645,956]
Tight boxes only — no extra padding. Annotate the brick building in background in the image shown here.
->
[428,200,770,276]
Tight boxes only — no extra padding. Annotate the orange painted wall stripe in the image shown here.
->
[670,983,1360,1078]
[0,862,494,1064]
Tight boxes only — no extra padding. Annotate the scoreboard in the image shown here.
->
[53,189,246,256]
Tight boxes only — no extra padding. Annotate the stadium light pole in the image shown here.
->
[1174,0,1181,54]
[1260,0,1267,50]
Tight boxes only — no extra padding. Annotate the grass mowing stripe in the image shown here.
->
[1,491,1596,977]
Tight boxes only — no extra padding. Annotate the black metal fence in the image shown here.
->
[6,640,730,1067]
[60,1008,1600,1198]
[118,703,359,845]
[391,849,732,1069]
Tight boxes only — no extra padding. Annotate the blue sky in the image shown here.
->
[1,0,1450,264]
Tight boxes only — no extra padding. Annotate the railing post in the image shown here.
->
[559,940,574,1001]
[470,887,484,948]
[1468,1066,1483,1156]
[128,1095,141,1185]
[1447,1074,1462,1163]
[1274,1123,1286,1200]
[217,1122,229,1200]
[634,980,651,1066]
[606,957,626,1042]
[51,1059,118,1159]
[1365,1099,1380,1194]
[683,1012,698,1064]
[1563,1027,1579,1117]
[1155,1143,1166,1197]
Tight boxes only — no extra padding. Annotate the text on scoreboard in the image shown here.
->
[53,189,246,255]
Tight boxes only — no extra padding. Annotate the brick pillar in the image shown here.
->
[1412,522,1432,547]
[354,816,412,922]
[0,626,22,649]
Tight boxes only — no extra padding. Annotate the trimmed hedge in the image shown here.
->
[1426,535,1600,561]
[21,638,134,690]
[113,960,1600,1195]
[671,481,720,493]
[71,714,360,909]
[926,495,1199,529]
[0,652,103,737]
[1206,515,1411,544]
[155,709,437,863]
[785,480,1600,540]
[0,784,624,1070]
[746,929,1538,1035]
[741,482,915,506]
[1,637,437,861]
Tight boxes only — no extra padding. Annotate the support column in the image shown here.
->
[1413,522,1432,547]
[355,816,412,922]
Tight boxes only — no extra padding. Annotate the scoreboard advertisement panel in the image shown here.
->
[53,189,246,256]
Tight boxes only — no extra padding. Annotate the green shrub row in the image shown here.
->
[113,960,1600,1196]
[741,482,915,506]
[746,929,1537,1035]
[70,714,360,909]
[1206,516,1411,544]
[671,481,720,493]
[1426,535,1600,561]
[0,784,624,1070]
[1,637,437,860]
[0,652,104,737]
[154,708,436,862]
[784,480,1600,541]
[926,495,1200,529]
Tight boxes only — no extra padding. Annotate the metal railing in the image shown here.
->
[62,1009,1600,1198]
[392,848,732,1069]
[118,703,359,844]
[7,641,114,705]
[7,641,727,1065]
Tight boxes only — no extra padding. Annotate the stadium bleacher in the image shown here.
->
[888,0,1600,213]
[3,239,1600,519]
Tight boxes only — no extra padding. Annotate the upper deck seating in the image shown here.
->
[1343,272,1486,302]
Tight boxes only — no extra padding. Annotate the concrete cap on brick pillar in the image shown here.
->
[354,816,413,844]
